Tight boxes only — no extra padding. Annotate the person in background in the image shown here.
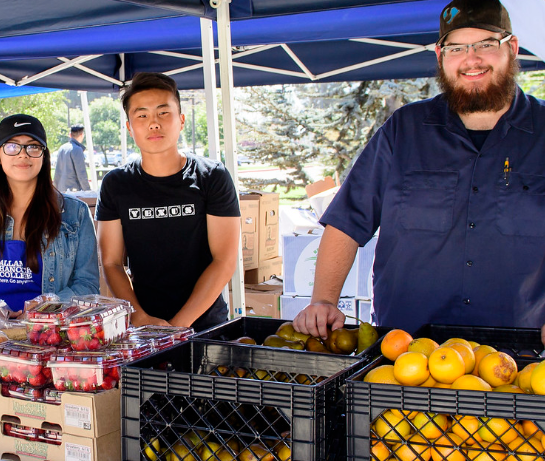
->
[293,0,545,344]
[54,124,90,191]
[0,114,99,316]
[96,72,240,332]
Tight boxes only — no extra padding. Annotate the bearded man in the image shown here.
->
[293,0,545,344]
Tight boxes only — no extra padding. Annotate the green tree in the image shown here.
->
[0,91,69,151]
[519,70,545,99]
[235,79,439,189]
[89,96,122,165]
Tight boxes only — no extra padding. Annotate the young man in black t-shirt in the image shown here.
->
[96,73,240,331]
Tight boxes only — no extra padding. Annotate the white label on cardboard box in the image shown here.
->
[65,403,92,430]
[66,443,92,461]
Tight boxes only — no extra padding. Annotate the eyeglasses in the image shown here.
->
[2,142,45,158]
[441,35,513,58]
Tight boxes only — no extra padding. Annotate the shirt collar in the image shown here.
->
[423,86,534,134]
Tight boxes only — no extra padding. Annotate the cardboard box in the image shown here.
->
[280,295,357,324]
[244,256,282,285]
[229,285,282,319]
[241,191,279,263]
[239,195,259,270]
[0,387,120,438]
[0,429,120,461]
[282,234,357,297]
[257,191,279,261]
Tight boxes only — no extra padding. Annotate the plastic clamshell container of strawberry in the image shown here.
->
[64,304,130,351]
[107,337,154,362]
[3,423,42,442]
[23,301,80,346]
[39,429,62,445]
[130,324,194,341]
[126,331,176,351]
[47,350,123,392]
[0,341,55,387]
[1,382,45,402]
[71,294,131,309]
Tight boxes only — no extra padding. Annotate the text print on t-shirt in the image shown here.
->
[0,260,33,284]
[128,204,195,220]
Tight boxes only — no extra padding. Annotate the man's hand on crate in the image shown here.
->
[293,301,345,340]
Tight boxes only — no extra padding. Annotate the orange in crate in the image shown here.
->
[412,412,449,440]
[478,418,519,444]
[370,438,391,461]
[431,433,465,461]
[451,415,483,445]
[506,436,543,461]
[381,329,413,361]
[465,442,506,461]
[392,434,431,461]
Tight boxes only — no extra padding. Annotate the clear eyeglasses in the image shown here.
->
[441,35,512,58]
[2,142,45,158]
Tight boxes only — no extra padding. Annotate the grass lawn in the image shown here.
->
[264,185,308,206]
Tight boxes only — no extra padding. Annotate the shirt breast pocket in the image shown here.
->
[58,221,78,260]
[400,170,458,232]
[497,173,545,237]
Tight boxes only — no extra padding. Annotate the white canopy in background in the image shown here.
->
[501,0,545,62]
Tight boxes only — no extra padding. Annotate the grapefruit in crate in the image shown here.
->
[428,347,465,384]
[478,352,517,388]
[393,351,430,386]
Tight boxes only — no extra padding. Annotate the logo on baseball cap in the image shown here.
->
[0,114,47,147]
[437,0,512,45]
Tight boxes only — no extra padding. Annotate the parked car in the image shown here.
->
[85,152,105,168]
[237,154,252,165]
[106,151,123,166]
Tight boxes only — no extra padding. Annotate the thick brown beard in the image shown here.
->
[437,54,519,114]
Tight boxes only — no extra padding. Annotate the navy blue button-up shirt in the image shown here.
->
[321,87,545,332]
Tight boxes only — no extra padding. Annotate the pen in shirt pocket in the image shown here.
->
[503,157,511,186]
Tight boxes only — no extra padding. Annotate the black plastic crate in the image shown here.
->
[122,340,368,461]
[345,324,545,460]
[193,316,390,357]
[413,324,544,361]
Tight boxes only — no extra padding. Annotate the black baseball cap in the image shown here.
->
[0,114,47,147]
[437,0,512,45]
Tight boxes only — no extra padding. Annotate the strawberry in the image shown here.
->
[47,333,62,346]
[28,373,47,387]
[28,364,42,376]
[12,370,27,384]
[54,379,66,391]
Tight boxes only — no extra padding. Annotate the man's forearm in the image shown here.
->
[170,259,235,327]
[311,225,359,305]
[102,264,143,314]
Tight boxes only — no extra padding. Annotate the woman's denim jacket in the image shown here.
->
[3,194,99,301]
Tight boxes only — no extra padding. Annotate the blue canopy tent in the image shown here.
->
[0,0,542,92]
[0,0,542,340]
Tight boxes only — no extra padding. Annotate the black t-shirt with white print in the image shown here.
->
[96,155,240,325]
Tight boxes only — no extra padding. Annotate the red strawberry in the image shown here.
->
[12,370,27,384]
[28,373,47,387]
[101,376,116,390]
[55,379,66,391]
[47,333,62,346]
[28,364,42,376]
